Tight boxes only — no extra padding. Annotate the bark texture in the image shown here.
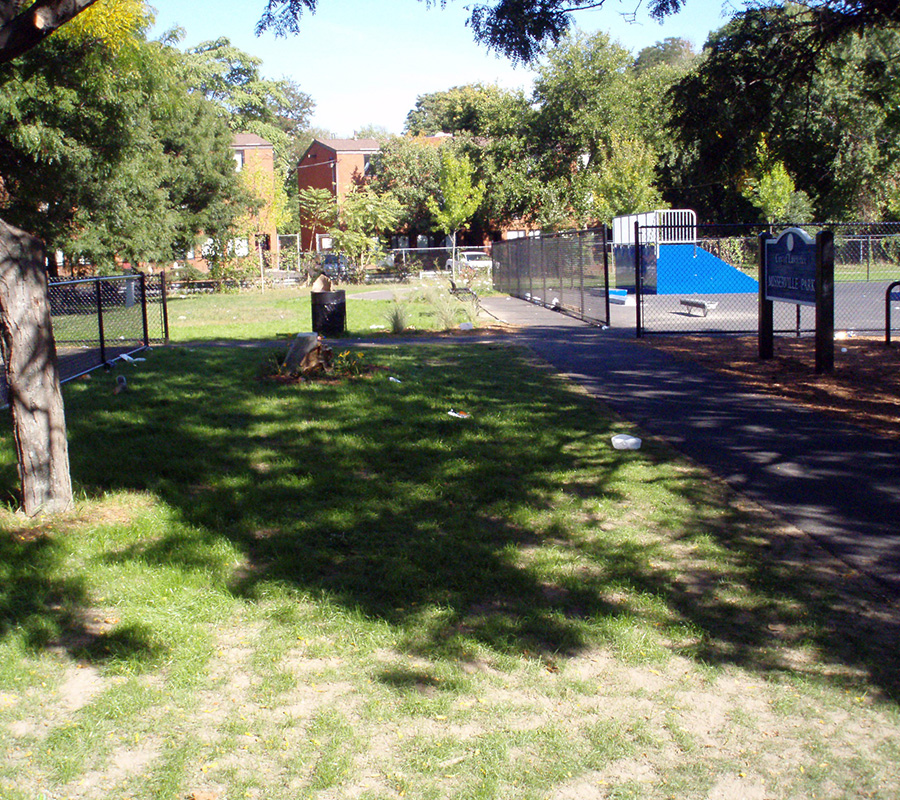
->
[0,0,99,64]
[0,218,73,515]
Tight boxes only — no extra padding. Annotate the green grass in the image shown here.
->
[167,281,489,342]
[1,304,899,798]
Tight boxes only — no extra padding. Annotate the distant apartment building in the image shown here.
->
[181,133,281,272]
[231,132,279,259]
[296,138,380,251]
[296,135,538,256]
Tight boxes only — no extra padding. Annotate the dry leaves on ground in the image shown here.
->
[642,335,900,440]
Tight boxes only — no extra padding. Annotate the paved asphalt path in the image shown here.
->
[479,296,900,596]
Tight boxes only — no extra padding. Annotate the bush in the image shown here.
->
[384,300,409,333]
[421,285,461,330]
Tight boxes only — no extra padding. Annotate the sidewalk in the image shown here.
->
[480,296,900,596]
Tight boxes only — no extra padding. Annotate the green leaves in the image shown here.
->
[427,151,485,238]
[330,187,401,272]
[0,31,244,268]
[666,9,900,222]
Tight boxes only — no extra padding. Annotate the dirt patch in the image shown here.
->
[641,335,900,439]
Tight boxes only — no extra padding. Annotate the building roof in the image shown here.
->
[232,133,273,149]
[315,138,381,153]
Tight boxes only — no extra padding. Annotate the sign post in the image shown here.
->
[758,231,774,360]
[815,230,835,374]
[759,227,834,374]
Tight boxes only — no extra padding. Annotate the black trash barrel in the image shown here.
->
[311,290,346,335]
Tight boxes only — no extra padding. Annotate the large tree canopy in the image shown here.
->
[0,29,248,271]
[2,0,900,71]
[665,6,900,221]
[253,0,900,63]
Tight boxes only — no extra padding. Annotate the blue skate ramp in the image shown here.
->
[657,244,758,295]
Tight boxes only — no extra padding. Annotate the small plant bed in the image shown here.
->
[260,347,388,384]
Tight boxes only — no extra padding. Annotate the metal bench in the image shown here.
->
[449,279,478,300]
[680,298,718,317]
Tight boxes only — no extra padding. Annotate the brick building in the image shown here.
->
[231,132,280,258]
[296,138,380,251]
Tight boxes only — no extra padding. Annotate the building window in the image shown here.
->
[228,238,250,257]
[234,150,245,171]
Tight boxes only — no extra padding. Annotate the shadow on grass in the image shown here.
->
[0,342,897,699]
[0,530,89,651]
[377,668,463,695]
[0,529,165,667]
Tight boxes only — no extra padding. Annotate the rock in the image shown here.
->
[311,274,332,292]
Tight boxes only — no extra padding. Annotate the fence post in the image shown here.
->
[815,230,835,374]
[160,272,170,344]
[139,272,150,347]
[759,232,774,360]
[95,279,106,366]
[886,281,900,346]
[634,221,643,338]
[602,227,610,326]
[867,233,871,281]
[541,235,547,304]
[579,231,585,318]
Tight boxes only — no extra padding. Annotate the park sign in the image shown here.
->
[764,228,817,305]
[759,226,835,374]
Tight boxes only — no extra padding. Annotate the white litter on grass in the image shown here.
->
[611,434,642,450]
[370,324,386,329]
[448,410,471,419]
[389,377,402,383]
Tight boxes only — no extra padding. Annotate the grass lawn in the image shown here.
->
[167,283,484,342]
[1,301,899,799]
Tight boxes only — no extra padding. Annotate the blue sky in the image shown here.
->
[149,0,740,137]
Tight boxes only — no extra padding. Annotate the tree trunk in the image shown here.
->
[0,218,73,516]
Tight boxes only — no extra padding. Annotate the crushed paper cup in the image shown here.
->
[448,410,471,419]
[611,434,642,450]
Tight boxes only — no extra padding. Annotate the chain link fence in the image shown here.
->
[492,230,611,326]
[493,223,900,338]
[1,273,168,406]
[635,222,900,335]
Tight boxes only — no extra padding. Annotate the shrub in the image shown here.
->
[384,300,409,334]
